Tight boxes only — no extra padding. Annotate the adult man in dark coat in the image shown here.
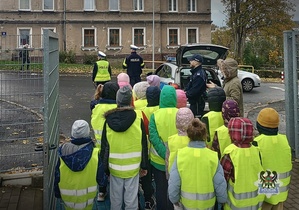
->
[122,45,145,87]
[185,54,207,118]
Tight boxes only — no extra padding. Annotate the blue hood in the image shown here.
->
[58,140,94,172]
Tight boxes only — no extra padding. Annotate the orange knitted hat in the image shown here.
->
[257,108,279,128]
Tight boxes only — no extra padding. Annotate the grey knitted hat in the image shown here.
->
[116,85,132,107]
[71,120,90,138]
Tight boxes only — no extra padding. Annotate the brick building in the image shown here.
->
[0,0,212,62]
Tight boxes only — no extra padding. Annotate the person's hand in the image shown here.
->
[206,81,216,89]
[139,169,147,177]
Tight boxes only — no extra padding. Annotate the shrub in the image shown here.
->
[83,53,97,65]
[59,50,76,64]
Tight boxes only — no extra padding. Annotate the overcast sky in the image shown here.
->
[211,0,299,26]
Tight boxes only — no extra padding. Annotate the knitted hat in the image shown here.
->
[117,73,131,88]
[116,86,132,107]
[207,87,226,111]
[176,108,194,135]
[102,82,119,100]
[71,120,90,139]
[257,108,279,128]
[176,89,187,108]
[146,75,161,87]
[222,99,240,123]
[133,81,150,100]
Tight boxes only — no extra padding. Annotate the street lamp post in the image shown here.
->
[152,0,155,70]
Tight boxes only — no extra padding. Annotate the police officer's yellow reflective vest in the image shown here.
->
[107,116,142,178]
[94,60,111,82]
[150,108,178,166]
[254,134,292,204]
[177,147,218,210]
[202,111,224,149]
[59,148,99,210]
[215,125,231,158]
[91,103,117,148]
[223,144,264,210]
[167,134,189,172]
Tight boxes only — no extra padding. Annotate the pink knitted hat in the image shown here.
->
[117,73,130,88]
[176,89,187,108]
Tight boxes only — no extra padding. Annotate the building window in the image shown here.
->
[187,28,198,43]
[43,0,54,10]
[169,0,177,12]
[82,28,96,47]
[109,0,119,11]
[133,28,145,46]
[108,28,121,47]
[134,0,143,11]
[84,0,95,11]
[19,0,30,10]
[41,28,56,47]
[187,0,196,12]
[168,28,179,46]
[18,28,32,47]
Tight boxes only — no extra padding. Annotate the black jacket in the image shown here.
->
[185,65,207,104]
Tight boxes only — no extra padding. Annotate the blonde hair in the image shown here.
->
[187,118,207,141]
[94,84,103,100]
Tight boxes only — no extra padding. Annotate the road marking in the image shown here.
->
[269,86,285,92]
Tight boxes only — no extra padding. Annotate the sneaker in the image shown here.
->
[144,196,156,210]
[97,192,107,202]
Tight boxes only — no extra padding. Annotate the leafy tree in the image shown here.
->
[221,0,295,62]
[211,26,233,49]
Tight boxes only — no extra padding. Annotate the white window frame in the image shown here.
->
[84,0,95,11]
[107,27,122,50]
[17,27,32,48]
[186,27,198,44]
[132,27,146,48]
[43,0,54,11]
[81,27,98,50]
[41,27,56,47]
[187,0,196,12]
[19,0,31,11]
[109,0,119,11]
[134,0,144,11]
[167,27,180,48]
[169,0,178,12]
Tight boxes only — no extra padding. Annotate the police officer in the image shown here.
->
[92,51,111,87]
[185,54,207,118]
[122,45,145,87]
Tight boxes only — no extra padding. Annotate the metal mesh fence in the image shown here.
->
[0,35,44,173]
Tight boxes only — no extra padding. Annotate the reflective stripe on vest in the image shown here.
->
[94,60,110,82]
[64,198,94,210]
[107,116,142,178]
[181,191,215,201]
[254,134,292,204]
[202,111,224,148]
[60,186,97,196]
[226,198,263,210]
[150,108,178,166]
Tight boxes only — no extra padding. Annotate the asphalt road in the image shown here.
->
[59,75,287,137]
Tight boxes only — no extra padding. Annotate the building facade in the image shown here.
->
[0,0,212,62]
